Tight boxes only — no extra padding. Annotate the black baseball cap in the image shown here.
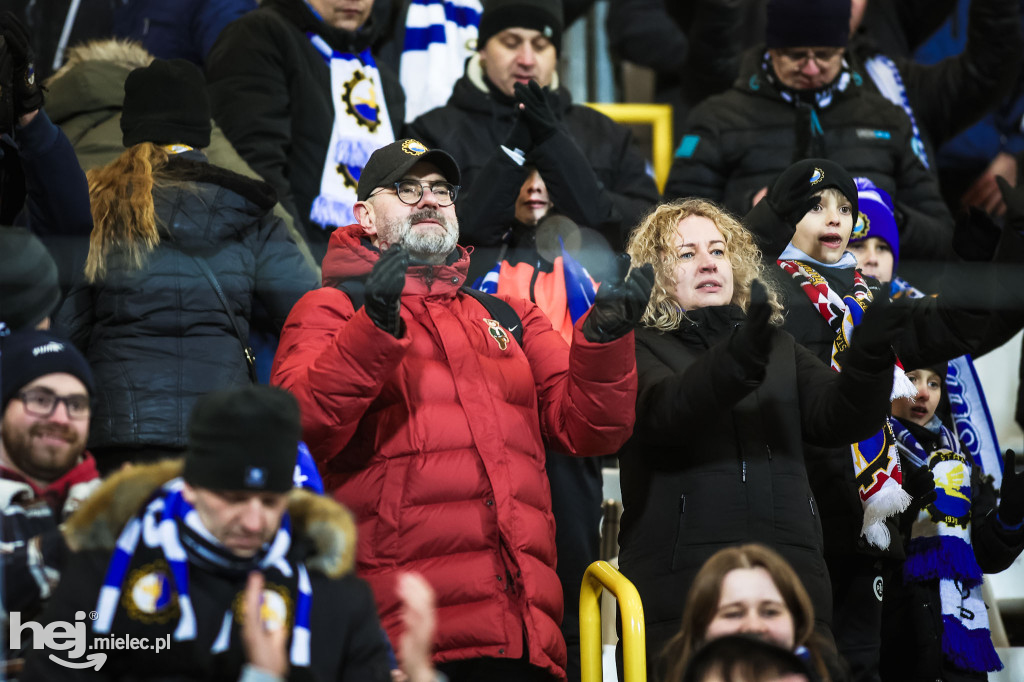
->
[356,139,462,202]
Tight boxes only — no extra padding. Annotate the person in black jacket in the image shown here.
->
[205,0,405,263]
[617,196,902,676]
[881,365,1024,682]
[407,0,659,252]
[664,0,955,262]
[56,59,318,474]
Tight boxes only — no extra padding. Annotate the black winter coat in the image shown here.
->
[57,154,319,455]
[205,0,405,255]
[407,58,659,251]
[664,47,954,261]
[617,305,894,668]
[879,419,1024,682]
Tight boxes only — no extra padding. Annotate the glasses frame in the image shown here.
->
[776,48,844,68]
[372,180,461,207]
[15,389,91,420]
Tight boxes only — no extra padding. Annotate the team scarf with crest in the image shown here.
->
[400,0,482,122]
[892,419,1003,673]
[308,34,395,230]
[890,276,1005,488]
[778,259,914,548]
[94,478,314,667]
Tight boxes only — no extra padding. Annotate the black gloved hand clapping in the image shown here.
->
[513,80,559,145]
[844,294,905,372]
[727,279,773,378]
[503,112,531,155]
[902,461,937,511]
[0,12,43,117]
[582,253,654,343]
[364,245,409,338]
[998,449,1024,527]
[767,166,821,227]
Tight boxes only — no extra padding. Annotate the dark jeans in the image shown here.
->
[546,450,603,682]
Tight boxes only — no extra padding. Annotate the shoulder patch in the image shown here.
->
[675,135,700,159]
[856,129,892,141]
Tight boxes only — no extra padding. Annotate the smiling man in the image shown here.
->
[271,138,651,681]
[0,331,100,672]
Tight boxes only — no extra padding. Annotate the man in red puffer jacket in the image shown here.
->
[272,138,651,682]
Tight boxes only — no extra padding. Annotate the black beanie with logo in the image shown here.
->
[477,0,564,53]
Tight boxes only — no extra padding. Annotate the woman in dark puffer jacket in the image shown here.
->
[616,198,905,677]
[58,59,318,473]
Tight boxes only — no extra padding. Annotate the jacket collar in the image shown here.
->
[0,452,99,510]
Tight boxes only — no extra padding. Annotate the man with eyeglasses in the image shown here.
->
[0,330,100,674]
[272,138,653,681]
[664,0,956,264]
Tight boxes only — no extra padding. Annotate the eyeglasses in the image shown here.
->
[15,389,91,420]
[372,180,460,207]
[776,48,843,67]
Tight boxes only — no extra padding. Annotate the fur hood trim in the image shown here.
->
[63,460,356,578]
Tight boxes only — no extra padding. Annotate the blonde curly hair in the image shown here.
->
[626,198,784,331]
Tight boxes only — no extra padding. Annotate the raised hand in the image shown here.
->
[582,253,655,343]
[365,245,410,337]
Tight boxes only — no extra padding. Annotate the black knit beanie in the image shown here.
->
[771,158,858,225]
[121,58,212,148]
[0,227,60,332]
[0,331,95,411]
[765,0,851,48]
[183,385,302,493]
[478,0,563,53]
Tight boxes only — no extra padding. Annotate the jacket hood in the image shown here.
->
[321,224,472,292]
[44,58,135,126]
[63,460,357,579]
[264,0,381,52]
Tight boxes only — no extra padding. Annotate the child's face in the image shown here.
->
[892,368,943,426]
[791,189,854,264]
[848,237,895,282]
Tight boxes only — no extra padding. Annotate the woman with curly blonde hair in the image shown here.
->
[614,197,904,676]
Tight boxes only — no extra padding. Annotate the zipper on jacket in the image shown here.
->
[766,444,772,461]
[809,497,817,517]
[528,261,541,303]
[741,460,747,483]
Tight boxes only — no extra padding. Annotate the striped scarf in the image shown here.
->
[892,419,1002,673]
[94,478,314,667]
[779,259,914,548]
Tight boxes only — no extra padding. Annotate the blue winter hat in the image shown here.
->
[850,177,900,270]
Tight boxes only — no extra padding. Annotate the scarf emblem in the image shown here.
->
[779,259,913,548]
[123,560,178,623]
[484,319,510,350]
[233,584,292,632]
[926,449,972,529]
[343,70,383,132]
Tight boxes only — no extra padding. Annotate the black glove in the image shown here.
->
[0,12,43,117]
[844,293,905,371]
[364,245,409,338]
[727,279,773,377]
[503,111,531,155]
[996,176,1024,235]
[902,460,937,511]
[767,167,820,227]
[513,80,559,145]
[0,38,13,134]
[998,449,1024,526]
[582,253,654,343]
[952,206,1002,262]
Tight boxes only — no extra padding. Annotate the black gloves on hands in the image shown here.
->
[582,253,654,343]
[728,279,774,378]
[513,80,559,146]
[902,461,937,511]
[844,293,904,372]
[503,113,531,156]
[0,12,43,117]
[365,245,409,338]
[952,206,1002,262]
[998,449,1024,527]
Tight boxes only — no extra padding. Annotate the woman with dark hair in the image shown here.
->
[58,58,318,473]
[617,198,902,674]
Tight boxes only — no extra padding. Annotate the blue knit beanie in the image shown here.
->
[850,177,900,270]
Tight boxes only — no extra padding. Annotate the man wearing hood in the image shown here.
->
[205,0,405,262]
[271,138,651,681]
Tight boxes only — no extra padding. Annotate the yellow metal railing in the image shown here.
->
[580,560,647,682]
[584,103,673,193]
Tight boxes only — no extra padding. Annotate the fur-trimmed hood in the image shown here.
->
[63,460,356,578]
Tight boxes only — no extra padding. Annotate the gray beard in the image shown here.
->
[378,210,459,265]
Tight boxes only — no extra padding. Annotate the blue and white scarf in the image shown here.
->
[864,55,931,170]
[94,479,314,667]
[892,420,1002,674]
[891,277,1004,487]
[308,35,395,230]
[400,0,482,121]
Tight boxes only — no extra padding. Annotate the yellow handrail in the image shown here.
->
[584,103,673,193]
[580,560,647,682]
